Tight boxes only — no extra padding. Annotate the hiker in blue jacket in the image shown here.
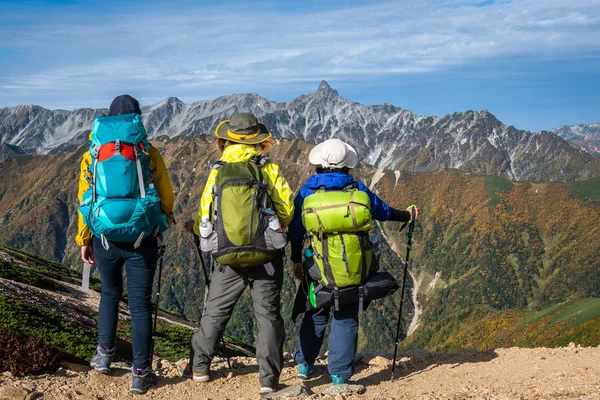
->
[289,138,418,385]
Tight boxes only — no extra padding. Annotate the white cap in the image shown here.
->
[308,138,359,169]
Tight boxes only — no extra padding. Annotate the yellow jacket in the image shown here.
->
[193,143,294,236]
[76,145,175,246]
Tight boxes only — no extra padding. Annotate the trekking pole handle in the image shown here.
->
[407,204,418,222]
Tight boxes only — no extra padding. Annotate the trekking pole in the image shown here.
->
[151,243,167,358]
[391,207,417,381]
[193,235,232,369]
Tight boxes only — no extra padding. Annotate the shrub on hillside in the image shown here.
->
[0,328,59,376]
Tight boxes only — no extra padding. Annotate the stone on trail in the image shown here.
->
[325,383,366,396]
[61,361,90,373]
[263,383,311,399]
[0,386,29,400]
[176,358,191,378]
[367,355,391,368]
[54,367,79,377]
[110,361,132,370]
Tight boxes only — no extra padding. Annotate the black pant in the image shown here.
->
[93,235,158,370]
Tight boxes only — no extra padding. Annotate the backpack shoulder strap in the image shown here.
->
[254,155,270,167]
[343,181,359,191]
[211,161,226,170]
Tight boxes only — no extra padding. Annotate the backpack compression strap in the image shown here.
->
[210,156,271,222]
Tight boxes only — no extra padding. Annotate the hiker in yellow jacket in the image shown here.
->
[76,95,174,395]
[184,112,293,396]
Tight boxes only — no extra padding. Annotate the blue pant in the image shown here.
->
[293,303,359,379]
[93,235,158,371]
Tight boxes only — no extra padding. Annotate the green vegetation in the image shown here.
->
[117,321,192,361]
[0,244,68,277]
[404,298,600,351]
[0,292,209,363]
[0,260,59,291]
[520,298,600,331]
[567,177,600,201]
[0,295,97,360]
[485,175,513,206]
[0,244,101,291]
[0,244,254,367]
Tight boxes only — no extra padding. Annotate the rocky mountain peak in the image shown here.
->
[1,86,600,180]
[316,80,339,97]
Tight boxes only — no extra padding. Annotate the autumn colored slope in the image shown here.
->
[0,136,599,353]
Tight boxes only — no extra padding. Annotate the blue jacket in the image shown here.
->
[289,172,393,263]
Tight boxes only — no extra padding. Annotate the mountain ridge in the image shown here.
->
[552,122,600,154]
[1,82,599,182]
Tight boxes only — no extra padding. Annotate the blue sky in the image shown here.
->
[1,0,599,132]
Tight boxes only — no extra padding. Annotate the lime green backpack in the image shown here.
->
[208,157,286,267]
[302,186,373,288]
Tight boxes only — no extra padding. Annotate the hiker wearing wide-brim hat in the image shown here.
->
[215,112,273,145]
[184,112,294,397]
[287,138,419,387]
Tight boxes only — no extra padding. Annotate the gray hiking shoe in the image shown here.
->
[130,367,158,395]
[89,345,116,374]
[259,386,275,397]
[192,372,211,382]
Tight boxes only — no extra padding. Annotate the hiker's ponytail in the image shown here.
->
[259,138,273,154]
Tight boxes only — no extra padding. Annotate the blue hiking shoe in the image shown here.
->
[297,362,316,379]
[331,374,349,385]
[89,345,116,374]
[130,367,158,395]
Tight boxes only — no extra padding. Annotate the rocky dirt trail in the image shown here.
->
[1,345,599,400]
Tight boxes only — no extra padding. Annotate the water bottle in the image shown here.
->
[199,217,213,238]
[304,248,313,262]
[305,248,322,280]
[268,208,281,231]
[370,235,380,257]
[81,262,91,292]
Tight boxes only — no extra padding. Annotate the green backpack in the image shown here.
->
[302,186,373,288]
[208,157,286,267]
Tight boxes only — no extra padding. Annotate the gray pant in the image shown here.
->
[191,255,285,388]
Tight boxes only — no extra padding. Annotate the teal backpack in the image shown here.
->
[79,113,168,249]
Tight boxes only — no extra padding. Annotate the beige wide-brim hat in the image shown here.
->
[215,112,272,144]
[308,138,359,169]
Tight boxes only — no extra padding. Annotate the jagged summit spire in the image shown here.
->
[317,80,339,97]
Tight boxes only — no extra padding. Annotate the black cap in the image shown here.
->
[109,94,141,116]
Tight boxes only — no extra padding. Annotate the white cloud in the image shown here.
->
[1,0,600,108]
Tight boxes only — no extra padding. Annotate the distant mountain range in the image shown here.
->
[551,123,600,154]
[1,81,599,182]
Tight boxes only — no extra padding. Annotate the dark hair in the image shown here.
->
[315,166,350,174]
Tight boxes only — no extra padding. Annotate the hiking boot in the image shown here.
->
[130,367,158,395]
[89,345,116,374]
[297,362,315,379]
[259,386,275,397]
[331,374,349,385]
[192,372,211,382]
